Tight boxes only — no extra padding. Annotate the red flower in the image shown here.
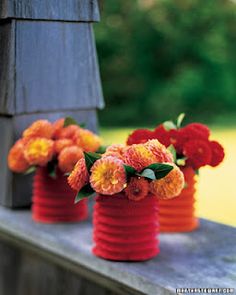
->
[153,125,170,147]
[127,129,155,145]
[181,123,210,143]
[209,141,225,167]
[125,177,149,201]
[183,139,212,169]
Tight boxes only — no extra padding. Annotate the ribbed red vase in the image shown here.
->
[32,167,88,223]
[159,167,199,232]
[93,193,159,261]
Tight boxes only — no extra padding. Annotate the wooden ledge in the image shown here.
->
[0,206,235,295]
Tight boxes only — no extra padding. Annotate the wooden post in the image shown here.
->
[0,0,104,208]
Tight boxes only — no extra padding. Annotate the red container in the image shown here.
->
[32,167,88,223]
[93,193,159,261]
[159,167,199,232]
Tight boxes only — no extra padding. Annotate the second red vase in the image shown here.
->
[32,167,88,223]
[93,193,159,261]
[159,167,199,232]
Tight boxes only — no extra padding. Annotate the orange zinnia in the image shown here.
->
[90,156,126,195]
[24,138,54,166]
[54,139,74,154]
[68,158,89,191]
[145,139,174,163]
[58,146,84,173]
[124,144,156,172]
[76,129,102,152]
[149,164,184,199]
[23,120,53,139]
[103,144,127,161]
[8,139,30,173]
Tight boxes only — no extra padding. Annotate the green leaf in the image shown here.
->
[145,163,174,180]
[124,165,136,177]
[176,113,185,129]
[75,184,94,204]
[137,168,156,180]
[195,169,200,176]
[84,152,101,171]
[163,120,177,131]
[168,144,177,162]
[79,122,86,128]
[184,182,188,189]
[63,117,79,127]
[24,166,36,175]
[47,159,58,179]
[96,145,108,154]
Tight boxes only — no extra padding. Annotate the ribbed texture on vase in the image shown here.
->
[159,167,199,232]
[32,167,88,223]
[93,193,159,261]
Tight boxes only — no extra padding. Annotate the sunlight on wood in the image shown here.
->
[100,127,236,227]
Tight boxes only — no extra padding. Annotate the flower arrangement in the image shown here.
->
[126,114,225,232]
[127,113,224,171]
[7,117,102,223]
[68,140,185,261]
[68,139,185,202]
[8,117,102,176]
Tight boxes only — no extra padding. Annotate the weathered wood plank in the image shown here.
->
[0,213,235,295]
[0,20,15,114]
[0,109,99,208]
[0,0,100,22]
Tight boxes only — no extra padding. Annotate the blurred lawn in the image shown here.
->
[100,127,236,227]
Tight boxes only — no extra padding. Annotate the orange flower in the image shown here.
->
[58,146,84,173]
[56,125,81,140]
[8,139,30,173]
[24,138,54,166]
[145,139,174,163]
[103,144,127,161]
[124,144,156,172]
[54,139,74,154]
[149,164,184,199]
[52,118,65,139]
[125,177,149,201]
[68,158,89,191]
[76,129,102,152]
[23,120,53,139]
[90,156,126,195]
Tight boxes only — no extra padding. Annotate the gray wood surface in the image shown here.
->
[0,20,15,114]
[0,208,235,295]
[0,0,100,22]
[0,109,99,208]
[0,20,104,115]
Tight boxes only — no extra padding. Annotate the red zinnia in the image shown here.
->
[209,141,225,167]
[181,123,210,143]
[127,129,155,145]
[125,177,149,201]
[153,125,171,147]
[183,139,212,169]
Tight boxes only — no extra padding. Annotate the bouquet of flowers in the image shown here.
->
[8,117,102,223]
[68,140,185,261]
[126,114,225,232]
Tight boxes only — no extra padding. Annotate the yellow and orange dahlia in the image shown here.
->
[8,139,30,173]
[90,156,126,195]
[124,144,157,172]
[149,164,184,199]
[52,118,65,139]
[76,129,102,152]
[145,139,174,163]
[68,158,89,191]
[125,177,149,201]
[56,125,81,141]
[23,120,53,139]
[58,146,84,173]
[24,138,54,166]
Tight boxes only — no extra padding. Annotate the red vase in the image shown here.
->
[159,167,199,232]
[93,193,159,261]
[32,167,88,223]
